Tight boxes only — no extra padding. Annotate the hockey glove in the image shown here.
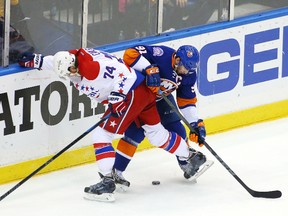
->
[189,119,206,147]
[108,92,128,118]
[143,65,161,94]
[18,52,43,69]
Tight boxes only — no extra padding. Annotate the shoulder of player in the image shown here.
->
[78,60,100,80]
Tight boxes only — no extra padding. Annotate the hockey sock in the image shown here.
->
[159,132,189,157]
[114,138,137,172]
[94,143,115,175]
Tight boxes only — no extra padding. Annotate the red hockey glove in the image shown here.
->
[18,52,43,69]
[189,119,206,147]
[108,92,127,118]
[143,65,161,94]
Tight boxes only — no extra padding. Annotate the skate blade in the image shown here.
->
[187,160,214,183]
[116,184,129,192]
[83,192,115,202]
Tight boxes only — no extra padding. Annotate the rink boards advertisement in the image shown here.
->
[0,9,288,183]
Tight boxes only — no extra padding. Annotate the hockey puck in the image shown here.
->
[152,181,160,185]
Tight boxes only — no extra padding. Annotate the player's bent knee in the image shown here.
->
[92,126,114,143]
[142,123,169,147]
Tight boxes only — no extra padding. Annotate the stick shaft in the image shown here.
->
[0,115,109,202]
[161,94,281,198]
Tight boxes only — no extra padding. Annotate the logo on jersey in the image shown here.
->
[158,78,178,97]
[152,47,164,56]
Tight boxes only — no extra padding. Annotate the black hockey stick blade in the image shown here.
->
[0,114,110,202]
[160,92,282,199]
[250,190,282,199]
[203,139,282,199]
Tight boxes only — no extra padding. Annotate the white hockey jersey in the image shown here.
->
[42,48,144,103]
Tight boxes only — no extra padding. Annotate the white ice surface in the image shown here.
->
[1,117,287,216]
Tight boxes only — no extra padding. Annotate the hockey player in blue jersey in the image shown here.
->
[112,45,213,188]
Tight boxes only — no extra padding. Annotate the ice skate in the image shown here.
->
[112,169,130,192]
[83,173,116,202]
[180,148,214,183]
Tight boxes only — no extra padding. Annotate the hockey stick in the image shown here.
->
[160,93,282,199]
[0,114,110,202]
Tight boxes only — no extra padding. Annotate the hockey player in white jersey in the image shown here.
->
[19,48,208,202]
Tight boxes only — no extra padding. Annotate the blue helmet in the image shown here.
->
[175,45,199,72]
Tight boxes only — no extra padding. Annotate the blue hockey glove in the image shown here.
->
[143,65,161,94]
[189,119,206,147]
[18,52,43,69]
[108,92,127,118]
